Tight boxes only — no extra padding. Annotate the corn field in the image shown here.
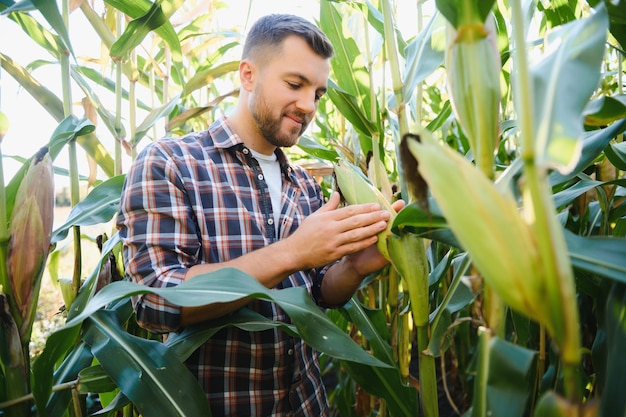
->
[1,0,626,416]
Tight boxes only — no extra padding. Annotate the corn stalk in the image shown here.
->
[509,0,582,400]
[380,1,439,415]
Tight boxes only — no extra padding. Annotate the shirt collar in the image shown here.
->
[209,116,244,149]
[209,116,299,184]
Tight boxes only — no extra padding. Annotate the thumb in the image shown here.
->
[317,192,341,213]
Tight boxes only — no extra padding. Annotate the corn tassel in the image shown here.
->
[7,147,55,341]
[333,160,396,262]
[445,15,501,178]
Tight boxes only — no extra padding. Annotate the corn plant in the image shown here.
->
[1,1,626,417]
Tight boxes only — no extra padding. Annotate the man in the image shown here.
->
[117,14,397,416]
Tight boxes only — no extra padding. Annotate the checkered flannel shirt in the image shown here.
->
[117,117,332,416]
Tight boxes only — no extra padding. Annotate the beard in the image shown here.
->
[249,86,311,148]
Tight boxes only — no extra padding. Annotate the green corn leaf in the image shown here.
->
[552,179,603,208]
[532,6,608,173]
[340,300,419,417]
[77,365,117,394]
[182,61,239,97]
[598,282,626,417]
[52,175,124,243]
[584,95,626,127]
[566,231,626,283]
[107,0,182,62]
[4,116,94,222]
[32,234,120,416]
[8,9,64,58]
[132,94,182,145]
[592,0,626,50]
[435,0,497,29]
[73,66,151,111]
[44,342,94,417]
[481,337,538,417]
[82,310,211,417]
[31,0,73,57]
[549,119,626,184]
[362,1,408,55]
[58,269,393,370]
[533,392,574,417]
[0,52,64,122]
[427,254,473,357]
[320,1,371,101]
[402,12,445,104]
[70,65,126,138]
[605,141,626,171]
[166,308,298,363]
[343,299,395,365]
[297,136,339,162]
[327,82,378,138]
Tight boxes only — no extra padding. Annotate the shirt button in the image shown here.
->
[287,348,294,356]
[242,148,249,154]
[258,174,264,180]
[268,218,274,225]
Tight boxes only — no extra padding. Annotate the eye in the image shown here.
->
[287,82,301,90]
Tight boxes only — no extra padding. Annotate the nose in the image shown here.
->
[295,89,317,114]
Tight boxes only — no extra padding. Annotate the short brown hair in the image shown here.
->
[242,14,334,61]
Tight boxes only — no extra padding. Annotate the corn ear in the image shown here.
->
[333,160,396,262]
[445,15,501,177]
[403,132,554,333]
[7,148,54,338]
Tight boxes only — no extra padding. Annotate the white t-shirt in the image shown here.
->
[250,149,282,234]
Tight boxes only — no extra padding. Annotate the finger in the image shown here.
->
[339,219,388,244]
[317,192,341,213]
[333,202,384,222]
[336,209,390,233]
[391,199,405,212]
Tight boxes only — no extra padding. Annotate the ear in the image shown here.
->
[239,59,256,92]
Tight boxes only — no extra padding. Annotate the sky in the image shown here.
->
[0,0,427,188]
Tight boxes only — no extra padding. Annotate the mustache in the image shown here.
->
[286,110,309,125]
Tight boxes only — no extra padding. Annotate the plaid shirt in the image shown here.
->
[117,117,331,416]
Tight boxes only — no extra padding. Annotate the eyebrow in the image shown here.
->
[287,72,328,95]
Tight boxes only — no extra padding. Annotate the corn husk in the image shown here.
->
[402,132,551,330]
[445,15,501,177]
[7,148,54,338]
[333,160,396,262]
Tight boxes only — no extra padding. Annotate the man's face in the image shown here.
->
[248,36,330,148]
